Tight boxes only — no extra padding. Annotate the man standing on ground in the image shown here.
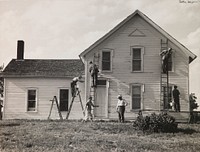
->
[116,95,128,123]
[173,85,180,112]
[84,96,98,121]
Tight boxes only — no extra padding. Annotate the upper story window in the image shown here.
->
[132,47,144,72]
[102,50,112,71]
[27,89,37,112]
[168,54,172,71]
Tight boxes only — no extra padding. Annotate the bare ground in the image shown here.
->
[0,119,200,152]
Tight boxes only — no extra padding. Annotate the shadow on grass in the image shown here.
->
[176,127,198,134]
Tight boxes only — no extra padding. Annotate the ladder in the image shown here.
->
[66,89,85,119]
[48,96,63,120]
[160,39,169,111]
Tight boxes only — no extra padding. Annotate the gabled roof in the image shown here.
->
[3,59,84,78]
[79,9,197,63]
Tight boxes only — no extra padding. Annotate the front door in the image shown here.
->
[94,80,107,118]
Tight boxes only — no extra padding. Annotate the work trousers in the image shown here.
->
[91,73,98,87]
[118,106,125,123]
[174,98,180,112]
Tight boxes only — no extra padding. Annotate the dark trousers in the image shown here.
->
[174,98,180,112]
[118,106,125,123]
[91,74,98,87]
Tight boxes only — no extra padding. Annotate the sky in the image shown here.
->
[0,0,200,105]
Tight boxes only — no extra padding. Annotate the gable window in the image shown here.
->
[59,89,69,111]
[102,51,111,71]
[131,85,143,110]
[132,47,144,72]
[27,89,37,112]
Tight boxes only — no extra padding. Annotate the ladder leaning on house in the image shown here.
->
[48,96,63,120]
[160,39,169,111]
[89,53,100,107]
[66,89,85,119]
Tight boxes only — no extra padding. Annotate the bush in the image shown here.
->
[133,111,178,133]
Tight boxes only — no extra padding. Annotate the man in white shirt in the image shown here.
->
[116,95,128,123]
[70,76,82,97]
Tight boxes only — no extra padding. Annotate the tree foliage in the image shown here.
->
[189,93,198,111]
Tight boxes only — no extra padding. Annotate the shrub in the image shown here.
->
[133,111,178,133]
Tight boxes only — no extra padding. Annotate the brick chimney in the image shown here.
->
[17,40,24,60]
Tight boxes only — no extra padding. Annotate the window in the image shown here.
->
[132,85,142,110]
[132,47,144,72]
[59,89,69,111]
[168,54,172,71]
[27,89,37,111]
[102,51,111,71]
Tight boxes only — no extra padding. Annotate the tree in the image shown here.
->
[189,93,198,111]
[189,93,199,123]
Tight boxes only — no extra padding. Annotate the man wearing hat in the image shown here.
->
[116,95,128,123]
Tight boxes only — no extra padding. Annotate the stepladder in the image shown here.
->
[48,96,63,120]
[66,89,85,119]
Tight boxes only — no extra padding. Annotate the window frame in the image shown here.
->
[101,49,113,72]
[26,88,38,112]
[130,84,144,111]
[131,46,144,72]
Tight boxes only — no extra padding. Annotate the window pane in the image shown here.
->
[132,49,141,59]
[132,60,141,71]
[102,52,110,60]
[132,97,141,109]
[28,90,36,100]
[168,54,172,71]
[132,86,141,109]
[102,62,110,71]
[102,51,111,71]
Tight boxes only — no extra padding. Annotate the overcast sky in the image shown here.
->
[0,0,200,103]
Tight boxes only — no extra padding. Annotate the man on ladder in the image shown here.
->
[66,76,85,119]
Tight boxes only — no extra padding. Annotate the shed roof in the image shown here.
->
[3,59,84,78]
[79,9,197,63]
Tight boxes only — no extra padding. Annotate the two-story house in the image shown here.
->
[79,10,196,119]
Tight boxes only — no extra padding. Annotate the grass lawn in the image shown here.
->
[0,119,200,152]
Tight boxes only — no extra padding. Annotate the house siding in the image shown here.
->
[84,14,190,119]
[3,77,85,119]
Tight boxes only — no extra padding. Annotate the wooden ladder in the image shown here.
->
[48,96,63,120]
[160,39,169,111]
[66,89,85,119]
